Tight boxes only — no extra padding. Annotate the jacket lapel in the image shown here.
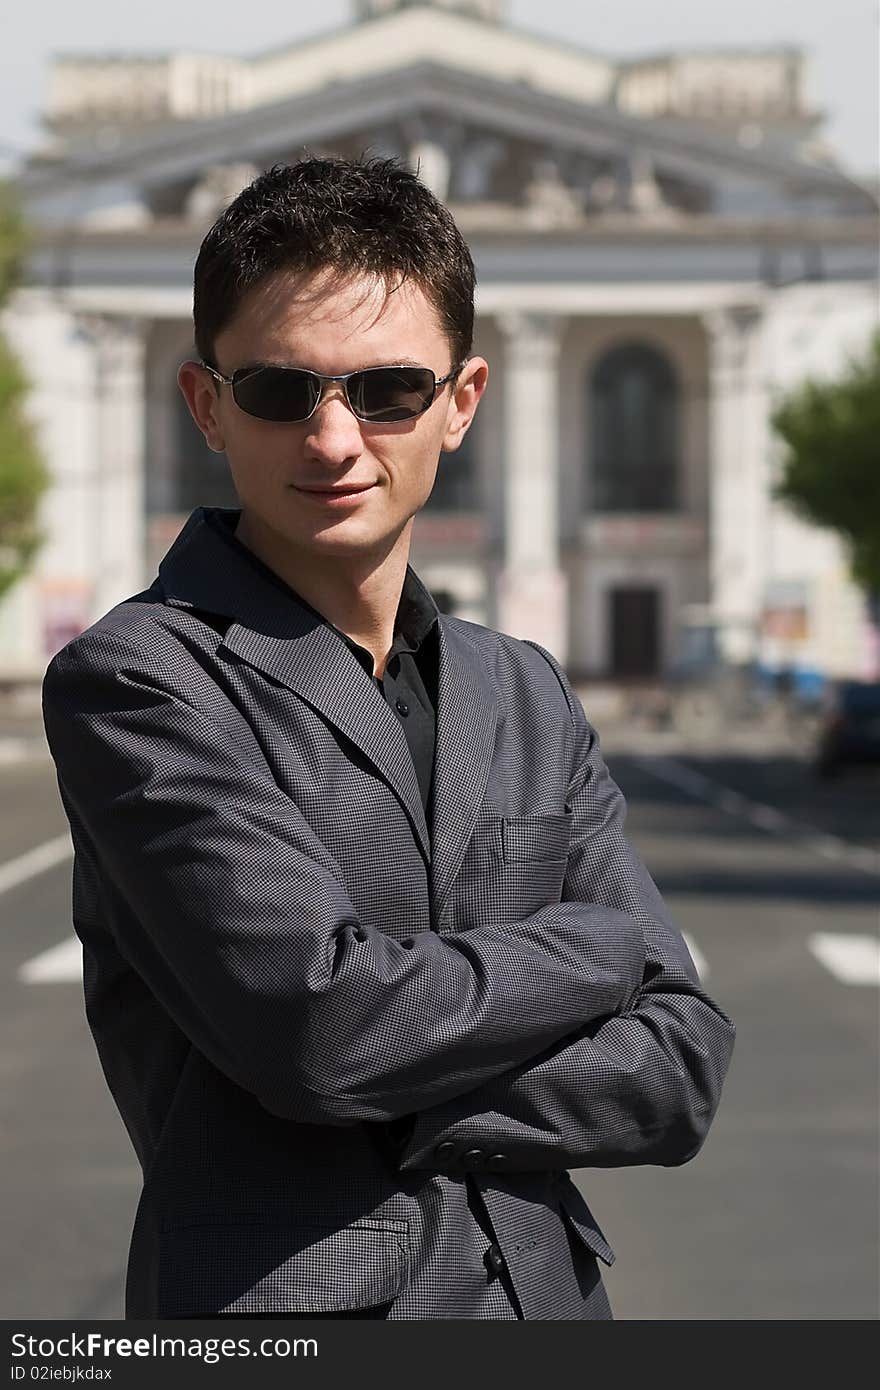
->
[223,616,434,865]
[157,508,498,905]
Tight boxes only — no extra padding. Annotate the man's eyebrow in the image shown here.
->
[360,358,425,368]
[361,359,425,369]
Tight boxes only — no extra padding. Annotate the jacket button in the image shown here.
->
[353,926,368,941]
[395,698,409,717]
[485,1153,508,1171]
[434,1141,456,1162]
[462,1148,485,1167]
[485,1243,505,1274]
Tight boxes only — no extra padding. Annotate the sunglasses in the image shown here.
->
[201,360,465,424]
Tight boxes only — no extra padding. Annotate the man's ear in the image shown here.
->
[441,356,488,452]
[177,361,226,453]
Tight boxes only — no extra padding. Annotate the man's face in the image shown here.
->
[179,267,487,569]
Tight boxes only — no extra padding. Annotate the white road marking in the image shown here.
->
[632,755,880,878]
[849,847,880,873]
[645,760,712,797]
[18,935,83,983]
[747,804,791,832]
[0,834,73,898]
[681,931,708,980]
[808,933,880,986]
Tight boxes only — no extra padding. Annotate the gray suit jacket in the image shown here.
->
[41,505,735,1320]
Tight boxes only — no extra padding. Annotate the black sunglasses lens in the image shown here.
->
[349,367,435,422]
[232,368,318,422]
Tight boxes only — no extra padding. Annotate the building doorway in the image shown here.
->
[608,586,661,677]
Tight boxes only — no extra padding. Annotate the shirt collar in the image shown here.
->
[204,506,439,662]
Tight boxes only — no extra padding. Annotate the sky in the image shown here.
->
[1,0,877,176]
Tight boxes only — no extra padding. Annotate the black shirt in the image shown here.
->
[334,584,440,836]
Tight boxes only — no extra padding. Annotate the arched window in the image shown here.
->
[589,342,679,512]
[424,419,479,512]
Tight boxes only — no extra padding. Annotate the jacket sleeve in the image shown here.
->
[41,631,647,1128]
[393,642,736,1171]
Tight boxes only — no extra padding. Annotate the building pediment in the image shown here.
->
[21,52,876,235]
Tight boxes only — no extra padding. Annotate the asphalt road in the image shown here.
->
[1,727,878,1321]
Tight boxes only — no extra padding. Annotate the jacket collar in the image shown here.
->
[157,507,498,921]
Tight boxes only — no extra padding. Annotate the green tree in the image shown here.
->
[0,178,50,604]
[771,330,880,603]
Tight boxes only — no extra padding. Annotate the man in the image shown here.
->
[41,157,735,1321]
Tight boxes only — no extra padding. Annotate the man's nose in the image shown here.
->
[302,386,364,462]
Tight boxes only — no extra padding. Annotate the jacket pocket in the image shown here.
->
[502,812,573,863]
[554,1175,615,1267]
[156,1218,410,1316]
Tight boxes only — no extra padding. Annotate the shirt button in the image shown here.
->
[485,1243,505,1275]
[395,698,409,717]
[485,1153,509,1171]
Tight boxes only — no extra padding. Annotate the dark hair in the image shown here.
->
[193,156,475,369]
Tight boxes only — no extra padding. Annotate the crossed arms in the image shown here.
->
[41,629,734,1171]
[396,642,736,1172]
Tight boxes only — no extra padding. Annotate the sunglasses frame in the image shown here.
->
[200,359,466,424]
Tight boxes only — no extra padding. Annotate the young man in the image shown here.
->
[41,157,735,1321]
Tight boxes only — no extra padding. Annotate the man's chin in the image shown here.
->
[283,518,398,556]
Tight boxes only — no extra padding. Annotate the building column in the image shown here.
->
[703,305,765,666]
[76,314,148,622]
[495,312,568,663]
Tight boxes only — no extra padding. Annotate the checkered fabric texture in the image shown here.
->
[41,506,735,1320]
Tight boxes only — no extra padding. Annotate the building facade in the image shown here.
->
[3,0,878,682]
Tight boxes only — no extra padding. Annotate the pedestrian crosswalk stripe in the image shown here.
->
[0,834,73,898]
[18,936,82,983]
[808,933,880,986]
[681,931,708,980]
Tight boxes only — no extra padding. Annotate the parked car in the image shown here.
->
[814,679,880,777]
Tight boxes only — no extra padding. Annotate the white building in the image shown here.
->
[2,0,877,684]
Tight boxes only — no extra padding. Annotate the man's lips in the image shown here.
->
[290,482,378,508]
[294,483,376,494]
